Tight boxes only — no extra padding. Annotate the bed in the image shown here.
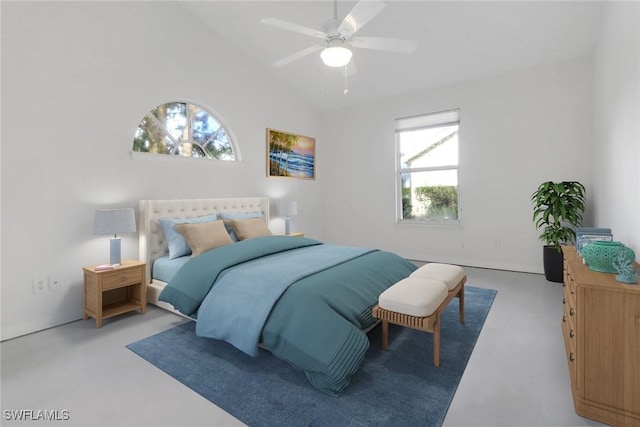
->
[139,197,271,316]
[139,197,416,394]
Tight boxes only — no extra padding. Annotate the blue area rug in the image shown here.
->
[127,286,496,427]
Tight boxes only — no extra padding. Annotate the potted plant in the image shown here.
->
[531,181,586,282]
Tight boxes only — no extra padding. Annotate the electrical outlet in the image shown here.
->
[48,277,62,291]
[32,278,46,294]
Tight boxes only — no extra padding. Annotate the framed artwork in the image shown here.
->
[266,128,316,179]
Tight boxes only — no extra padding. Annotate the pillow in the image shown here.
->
[228,217,272,241]
[159,214,217,259]
[174,220,233,257]
[219,211,263,241]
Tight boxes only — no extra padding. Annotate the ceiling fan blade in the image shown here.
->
[351,36,417,54]
[261,18,327,40]
[272,45,324,67]
[338,0,387,39]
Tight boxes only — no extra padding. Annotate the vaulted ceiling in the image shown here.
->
[181,1,603,111]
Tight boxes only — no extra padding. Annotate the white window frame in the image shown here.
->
[395,109,461,226]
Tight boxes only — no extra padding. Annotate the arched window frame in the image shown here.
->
[132,101,241,161]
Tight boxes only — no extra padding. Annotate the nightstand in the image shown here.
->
[82,260,147,328]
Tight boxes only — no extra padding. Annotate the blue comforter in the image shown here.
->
[196,243,374,356]
[159,236,416,394]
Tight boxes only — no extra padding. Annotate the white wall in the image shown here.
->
[1,2,323,340]
[592,1,640,255]
[3,1,637,341]
[321,56,594,273]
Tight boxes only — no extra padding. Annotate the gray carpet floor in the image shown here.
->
[1,266,603,426]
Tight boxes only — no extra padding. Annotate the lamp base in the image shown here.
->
[285,217,291,235]
[110,237,121,265]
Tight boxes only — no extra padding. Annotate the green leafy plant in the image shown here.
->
[415,186,458,216]
[402,187,413,219]
[531,181,586,252]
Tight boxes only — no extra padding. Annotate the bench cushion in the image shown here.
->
[410,263,465,290]
[378,278,448,317]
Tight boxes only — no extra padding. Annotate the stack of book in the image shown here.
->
[576,227,613,254]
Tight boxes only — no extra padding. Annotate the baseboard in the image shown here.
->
[401,253,543,275]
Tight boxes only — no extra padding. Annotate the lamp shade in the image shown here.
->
[321,46,352,67]
[93,208,136,237]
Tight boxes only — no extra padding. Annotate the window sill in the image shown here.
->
[130,151,240,163]
[397,219,462,228]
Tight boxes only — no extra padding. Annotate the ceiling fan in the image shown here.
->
[261,0,417,69]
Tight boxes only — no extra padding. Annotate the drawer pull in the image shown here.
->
[570,308,575,316]
[569,353,575,362]
[120,275,128,282]
[563,297,566,304]
[563,315,567,323]
[569,330,575,338]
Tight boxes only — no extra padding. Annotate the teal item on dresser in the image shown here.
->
[582,240,633,273]
[612,243,638,283]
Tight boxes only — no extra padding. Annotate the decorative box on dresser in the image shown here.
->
[561,246,640,427]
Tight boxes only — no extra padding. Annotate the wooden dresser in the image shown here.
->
[561,246,640,426]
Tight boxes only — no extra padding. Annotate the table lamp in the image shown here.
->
[284,201,298,235]
[93,208,137,264]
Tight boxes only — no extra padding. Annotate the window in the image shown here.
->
[133,102,238,160]
[396,109,460,223]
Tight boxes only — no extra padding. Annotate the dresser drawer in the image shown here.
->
[562,285,577,368]
[562,302,576,343]
[563,287,576,322]
[101,268,144,290]
[565,270,577,297]
[561,316,577,383]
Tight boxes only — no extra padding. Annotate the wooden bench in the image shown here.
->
[372,263,466,366]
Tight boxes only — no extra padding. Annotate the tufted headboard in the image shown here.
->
[139,197,269,283]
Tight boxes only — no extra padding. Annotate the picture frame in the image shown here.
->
[266,128,316,179]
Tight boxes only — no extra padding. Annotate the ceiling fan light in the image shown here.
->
[321,46,353,67]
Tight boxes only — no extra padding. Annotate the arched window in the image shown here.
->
[133,102,238,160]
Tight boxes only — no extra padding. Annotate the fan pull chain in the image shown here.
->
[344,64,349,94]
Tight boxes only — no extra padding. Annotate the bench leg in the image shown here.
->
[459,283,465,324]
[433,314,441,367]
[381,320,389,350]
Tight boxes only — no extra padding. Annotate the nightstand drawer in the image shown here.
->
[102,269,143,290]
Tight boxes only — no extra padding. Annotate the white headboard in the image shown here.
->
[139,197,269,282]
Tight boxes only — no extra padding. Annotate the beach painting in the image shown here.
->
[267,128,315,179]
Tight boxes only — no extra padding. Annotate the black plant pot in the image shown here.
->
[543,245,564,283]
